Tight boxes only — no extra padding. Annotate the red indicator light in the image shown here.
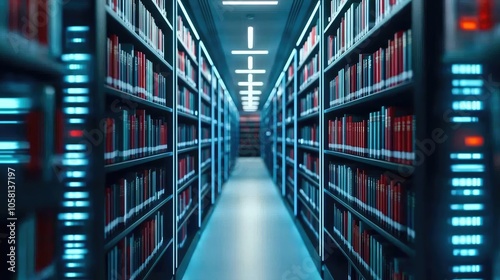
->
[465,136,484,147]
[478,0,494,30]
[69,130,83,137]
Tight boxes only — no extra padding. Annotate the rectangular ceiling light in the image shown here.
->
[241,96,260,100]
[223,1,278,5]
[235,69,266,74]
[232,50,268,55]
[240,90,262,95]
[248,74,253,82]
[238,82,263,86]
[248,56,253,70]
[248,27,253,49]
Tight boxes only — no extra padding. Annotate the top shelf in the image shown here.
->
[177,36,198,66]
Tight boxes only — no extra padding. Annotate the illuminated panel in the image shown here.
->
[60,26,91,278]
[447,64,488,280]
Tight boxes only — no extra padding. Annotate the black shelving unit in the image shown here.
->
[239,114,261,157]
[262,0,500,279]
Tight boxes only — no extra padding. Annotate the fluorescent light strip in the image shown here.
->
[223,1,278,5]
[296,1,320,46]
[232,50,269,55]
[283,49,296,72]
[241,96,260,100]
[200,41,214,66]
[240,90,262,94]
[275,72,285,88]
[248,27,253,49]
[177,0,200,40]
[248,74,253,82]
[248,56,253,70]
[239,82,263,86]
[235,69,266,74]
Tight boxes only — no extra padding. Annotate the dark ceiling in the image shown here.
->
[183,0,316,111]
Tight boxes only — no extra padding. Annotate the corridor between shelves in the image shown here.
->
[182,157,321,280]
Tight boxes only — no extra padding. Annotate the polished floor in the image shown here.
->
[182,157,321,280]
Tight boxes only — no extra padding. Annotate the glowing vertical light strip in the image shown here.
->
[61,26,91,278]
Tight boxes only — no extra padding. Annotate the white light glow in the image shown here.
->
[240,90,262,94]
[223,1,278,5]
[235,69,265,74]
[248,56,253,69]
[232,50,268,55]
[241,96,260,100]
[248,27,254,49]
[239,81,263,86]
[248,74,253,82]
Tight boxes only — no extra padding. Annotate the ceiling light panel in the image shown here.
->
[223,1,278,5]
[248,27,253,49]
[232,50,269,55]
[248,56,253,70]
[238,82,263,86]
[235,69,266,74]
[240,90,262,94]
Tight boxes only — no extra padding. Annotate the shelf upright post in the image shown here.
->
[173,0,179,271]
[198,41,202,228]
[60,0,105,278]
[218,75,222,194]
[318,0,324,261]
[293,50,298,217]
[282,76,286,197]
[211,69,216,204]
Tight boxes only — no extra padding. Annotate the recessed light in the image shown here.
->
[232,50,268,55]
[248,56,253,70]
[223,1,278,5]
[235,69,266,74]
[248,27,253,49]
[238,81,263,86]
[240,90,262,94]
[241,96,260,100]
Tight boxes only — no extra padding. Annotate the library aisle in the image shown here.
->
[183,158,321,280]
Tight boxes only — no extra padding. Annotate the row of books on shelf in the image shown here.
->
[153,0,168,15]
[107,212,165,280]
[331,205,412,280]
[177,124,197,148]
[138,1,165,56]
[299,152,320,179]
[6,0,55,45]
[178,87,197,115]
[327,108,415,164]
[299,54,320,88]
[201,149,210,162]
[200,56,212,82]
[299,124,319,146]
[104,110,169,164]
[178,224,188,248]
[300,210,319,236]
[286,127,294,139]
[328,163,415,240]
[287,65,295,83]
[177,15,197,59]
[105,167,168,237]
[201,103,211,120]
[299,87,319,116]
[107,35,168,106]
[326,0,371,63]
[178,186,193,220]
[201,81,211,101]
[178,50,197,86]
[201,127,210,142]
[287,148,294,160]
[178,155,196,183]
[374,0,408,24]
[328,30,412,106]
[327,0,347,22]
[107,0,135,33]
[299,18,320,65]
[300,179,319,212]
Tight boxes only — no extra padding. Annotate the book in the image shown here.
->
[298,18,320,65]
[177,124,197,148]
[299,87,319,117]
[328,162,414,241]
[177,86,197,115]
[178,155,195,183]
[177,15,196,59]
[105,167,167,238]
[106,35,167,105]
[299,54,320,89]
[299,124,319,147]
[106,211,164,280]
[104,108,168,164]
[299,152,320,179]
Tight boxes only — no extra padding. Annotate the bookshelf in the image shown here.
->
[0,1,64,279]
[0,0,238,279]
[262,0,499,279]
